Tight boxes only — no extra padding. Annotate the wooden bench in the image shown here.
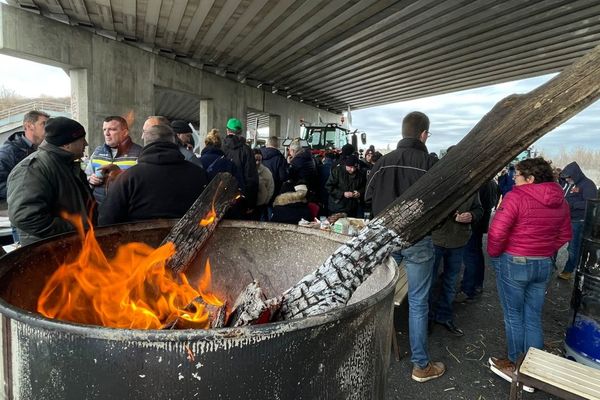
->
[510,347,600,399]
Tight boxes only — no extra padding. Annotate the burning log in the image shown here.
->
[277,43,600,321]
[162,297,228,330]
[227,281,281,327]
[161,172,240,274]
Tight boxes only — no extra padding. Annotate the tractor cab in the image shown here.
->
[300,123,357,153]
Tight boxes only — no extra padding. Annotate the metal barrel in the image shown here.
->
[0,220,398,400]
[565,199,600,367]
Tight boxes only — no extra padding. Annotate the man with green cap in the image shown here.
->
[223,118,258,218]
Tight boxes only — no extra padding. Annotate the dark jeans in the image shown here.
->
[564,220,584,273]
[461,229,485,297]
[493,253,553,362]
[429,245,465,323]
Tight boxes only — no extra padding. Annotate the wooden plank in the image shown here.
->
[521,348,600,399]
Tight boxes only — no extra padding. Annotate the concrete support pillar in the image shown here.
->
[268,115,281,138]
[199,99,214,151]
[69,68,89,136]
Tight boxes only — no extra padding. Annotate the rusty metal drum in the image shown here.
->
[0,220,398,399]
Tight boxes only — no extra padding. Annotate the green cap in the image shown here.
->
[226,118,243,132]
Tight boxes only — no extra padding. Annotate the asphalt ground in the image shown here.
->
[385,241,573,400]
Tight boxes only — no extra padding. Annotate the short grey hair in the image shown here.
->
[267,136,279,147]
[143,124,176,146]
[289,141,302,152]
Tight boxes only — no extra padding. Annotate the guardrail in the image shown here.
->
[0,101,71,122]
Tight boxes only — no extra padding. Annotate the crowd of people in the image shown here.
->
[0,110,596,390]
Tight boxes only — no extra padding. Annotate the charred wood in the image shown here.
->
[161,172,239,274]
[227,281,281,327]
[278,44,600,320]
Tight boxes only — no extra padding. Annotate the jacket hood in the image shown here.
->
[513,182,565,208]
[273,190,307,206]
[562,161,586,184]
[200,146,225,157]
[223,134,245,150]
[293,148,313,161]
[138,141,184,165]
[261,147,283,161]
[7,131,26,142]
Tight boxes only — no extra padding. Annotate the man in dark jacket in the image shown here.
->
[223,118,259,218]
[170,119,203,168]
[288,141,320,202]
[99,124,208,225]
[559,161,597,279]
[365,111,443,383]
[260,136,287,203]
[459,179,499,301]
[86,116,142,205]
[7,117,95,246]
[0,110,50,209]
[325,155,366,217]
[429,180,483,337]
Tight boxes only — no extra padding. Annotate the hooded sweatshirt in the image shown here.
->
[487,182,572,257]
[98,141,208,225]
[223,134,258,207]
[561,161,597,221]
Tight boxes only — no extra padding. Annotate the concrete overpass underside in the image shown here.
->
[1,1,600,146]
[4,0,600,112]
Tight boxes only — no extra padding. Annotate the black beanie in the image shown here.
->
[171,120,192,134]
[45,117,86,146]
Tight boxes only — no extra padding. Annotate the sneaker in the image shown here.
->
[558,271,572,280]
[488,357,535,393]
[411,361,446,382]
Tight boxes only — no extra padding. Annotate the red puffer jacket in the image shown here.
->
[487,182,572,257]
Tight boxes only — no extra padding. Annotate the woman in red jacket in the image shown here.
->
[487,157,571,387]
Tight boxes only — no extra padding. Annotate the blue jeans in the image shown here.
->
[392,236,435,369]
[430,245,465,323]
[461,229,485,297]
[564,220,584,273]
[493,253,553,362]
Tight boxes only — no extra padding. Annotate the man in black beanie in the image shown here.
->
[7,116,96,245]
[170,119,202,167]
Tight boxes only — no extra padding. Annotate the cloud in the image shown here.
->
[0,54,70,97]
[352,73,600,156]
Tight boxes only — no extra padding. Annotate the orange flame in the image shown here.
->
[199,205,217,226]
[123,110,135,130]
[38,213,223,329]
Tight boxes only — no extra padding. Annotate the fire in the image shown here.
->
[123,110,135,130]
[199,205,216,226]
[37,214,223,329]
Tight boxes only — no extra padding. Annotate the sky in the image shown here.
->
[0,54,70,98]
[352,74,600,157]
[0,53,598,158]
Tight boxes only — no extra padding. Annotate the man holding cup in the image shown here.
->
[85,116,142,205]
